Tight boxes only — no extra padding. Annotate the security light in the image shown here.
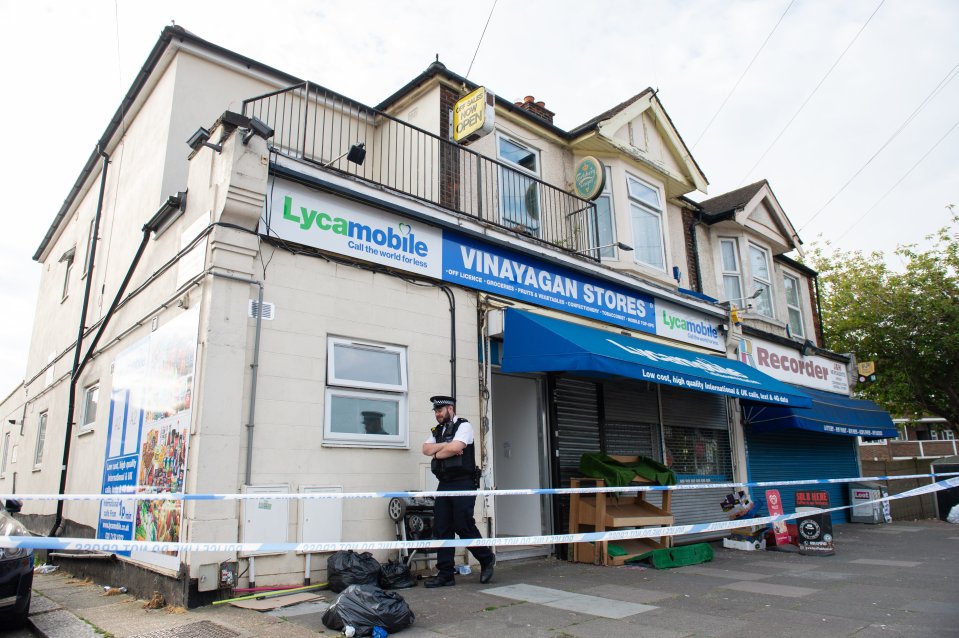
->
[324,142,367,167]
[576,242,633,257]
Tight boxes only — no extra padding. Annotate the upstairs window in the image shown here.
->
[81,384,99,433]
[783,273,805,338]
[60,247,76,301]
[497,135,540,235]
[748,243,773,317]
[1,432,9,476]
[34,411,48,468]
[719,238,743,304]
[325,337,408,447]
[594,166,617,258]
[627,174,665,270]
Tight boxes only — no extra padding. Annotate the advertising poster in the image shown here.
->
[795,490,835,556]
[765,489,790,546]
[97,306,199,570]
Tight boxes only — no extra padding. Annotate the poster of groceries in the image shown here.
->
[97,306,199,570]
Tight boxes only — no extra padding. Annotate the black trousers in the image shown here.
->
[433,478,494,578]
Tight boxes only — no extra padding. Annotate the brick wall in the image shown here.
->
[439,85,460,210]
[681,208,701,292]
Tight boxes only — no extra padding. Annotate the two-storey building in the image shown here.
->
[0,26,893,604]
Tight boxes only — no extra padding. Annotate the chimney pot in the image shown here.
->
[524,95,535,103]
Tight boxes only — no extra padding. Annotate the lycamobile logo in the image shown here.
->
[662,310,718,339]
[282,195,428,257]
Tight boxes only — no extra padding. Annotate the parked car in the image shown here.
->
[0,499,33,627]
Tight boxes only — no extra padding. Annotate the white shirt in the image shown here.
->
[425,418,474,445]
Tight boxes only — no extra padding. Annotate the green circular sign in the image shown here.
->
[574,156,605,200]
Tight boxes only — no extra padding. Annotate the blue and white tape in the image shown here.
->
[3,472,957,502]
[2,476,957,554]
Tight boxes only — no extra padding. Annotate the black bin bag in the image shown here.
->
[321,584,416,636]
[327,550,382,593]
[379,559,417,589]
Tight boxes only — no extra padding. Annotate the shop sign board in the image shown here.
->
[656,299,723,351]
[262,179,724,350]
[795,490,835,556]
[443,231,656,334]
[453,87,495,143]
[263,180,443,279]
[573,156,605,200]
[738,336,849,394]
[97,306,199,571]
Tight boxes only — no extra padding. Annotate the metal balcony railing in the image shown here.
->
[243,82,600,260]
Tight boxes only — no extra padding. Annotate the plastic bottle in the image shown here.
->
[457,564,472,575]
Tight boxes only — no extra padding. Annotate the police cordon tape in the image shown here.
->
[2,471,957,502]
[2,476,957,554]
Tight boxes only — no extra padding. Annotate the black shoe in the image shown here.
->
[480,556,496,584]
[424,574,455,588]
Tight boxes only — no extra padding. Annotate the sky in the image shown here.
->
[1,0,957,394]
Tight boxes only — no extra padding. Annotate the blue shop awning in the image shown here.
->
[742,386,896,438]
[501,309,812,407]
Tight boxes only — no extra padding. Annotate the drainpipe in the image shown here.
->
[439,285,456,398]
[211,272,264,486]
[51,149,109,537]
[50,192,185,537]
[814,275,826,348]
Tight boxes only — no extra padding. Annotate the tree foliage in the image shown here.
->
[807,213,959,423]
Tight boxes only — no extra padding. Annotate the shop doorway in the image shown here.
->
[491,373,551,559]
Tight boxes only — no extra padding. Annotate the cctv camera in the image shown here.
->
[242,117,275,145]
[186,127,212,151]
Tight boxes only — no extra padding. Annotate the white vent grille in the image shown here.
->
[248,300,275,320]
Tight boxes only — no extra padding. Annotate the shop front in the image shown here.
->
[738,336,897,522]
[497,309,812,546]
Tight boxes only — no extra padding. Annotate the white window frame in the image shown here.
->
[34,411,48,468]
[1,432,9,476]
[783,272,806,338]
[942,429,956,441]
[80,383,99,433]
[626,173,666,271]
[748,243,774,318]
[496,132,541,235]
[61,252,75,301]
[719,238,743,304]
[594,165,617,259]
[324,337,408,447]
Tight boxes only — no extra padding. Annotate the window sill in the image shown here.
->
[321,441,410,450]
[77,428,95,437]
[32,466,42,473]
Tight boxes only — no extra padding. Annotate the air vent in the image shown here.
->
[248,300,275,320]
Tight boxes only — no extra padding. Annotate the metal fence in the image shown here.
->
[243,82,600,259]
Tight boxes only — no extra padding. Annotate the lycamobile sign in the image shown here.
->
[263,179,442,278]
[655,299,723,351]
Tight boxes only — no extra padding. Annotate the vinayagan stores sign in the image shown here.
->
[263,178,724,351]
[737,335,849,394]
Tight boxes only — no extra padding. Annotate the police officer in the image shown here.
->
[421,395,495,587]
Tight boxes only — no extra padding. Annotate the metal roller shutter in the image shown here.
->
[603,381,658,459]
[661,386,734,542]
[553,377,600,535]
[746,428,858,523]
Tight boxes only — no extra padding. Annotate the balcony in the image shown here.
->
[243,82,601,260]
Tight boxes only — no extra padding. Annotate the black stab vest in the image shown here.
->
[430,418,476,482]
